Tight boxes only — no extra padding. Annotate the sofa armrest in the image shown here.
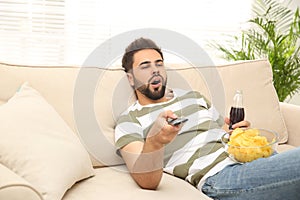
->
[279,102,300,147]
[0,164,43,200]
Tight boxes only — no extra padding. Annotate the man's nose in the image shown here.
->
[151,65,160,75]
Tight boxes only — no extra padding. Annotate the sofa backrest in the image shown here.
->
[0,59,288,167]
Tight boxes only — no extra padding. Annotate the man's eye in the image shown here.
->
[156,63,164,67]
[141,65,150,69]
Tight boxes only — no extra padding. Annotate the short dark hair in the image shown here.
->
[122,37,164,73]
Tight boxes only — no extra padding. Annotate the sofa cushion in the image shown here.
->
[0,82,94,200]
[0,62,105,167]
[216,60,288,143]
[0,164,43,200]
[62,167,211,200]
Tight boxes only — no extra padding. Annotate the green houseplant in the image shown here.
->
[213,0,300,102]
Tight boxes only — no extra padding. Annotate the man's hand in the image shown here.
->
[223,117,251,132]
[147,110,182,147]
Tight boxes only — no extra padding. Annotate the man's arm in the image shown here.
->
[120,140,164,189]
[120,110,181,190]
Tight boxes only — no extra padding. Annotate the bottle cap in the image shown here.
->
[233,90,243,108]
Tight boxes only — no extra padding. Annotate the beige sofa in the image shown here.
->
[0,59,299,200]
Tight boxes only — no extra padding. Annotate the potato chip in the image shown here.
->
[227,128,274,162]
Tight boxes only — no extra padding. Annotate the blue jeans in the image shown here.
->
[202,147,300,200]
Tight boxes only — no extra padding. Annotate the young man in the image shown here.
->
[114,38,300,200]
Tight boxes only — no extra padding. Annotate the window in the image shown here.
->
[0,0,65,65]
[0,0,253,65]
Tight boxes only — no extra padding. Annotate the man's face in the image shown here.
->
[128,49,167,101]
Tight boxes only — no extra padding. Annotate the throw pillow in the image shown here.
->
[0,82,94,200]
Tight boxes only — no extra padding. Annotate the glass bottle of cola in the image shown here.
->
[229,90,245,130]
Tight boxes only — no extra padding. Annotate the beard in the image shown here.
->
[133,74,167,101]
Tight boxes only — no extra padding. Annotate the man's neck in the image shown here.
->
[136,93,168,106]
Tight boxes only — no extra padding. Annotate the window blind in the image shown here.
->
[0,0,254,66]
[0,0,66,65]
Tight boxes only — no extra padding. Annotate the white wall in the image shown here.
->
[288,93,300,105]
[286,0,300,105]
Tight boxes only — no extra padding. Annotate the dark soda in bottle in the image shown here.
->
[229,90,245,130]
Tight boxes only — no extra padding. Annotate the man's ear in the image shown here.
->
[126,73,134,87]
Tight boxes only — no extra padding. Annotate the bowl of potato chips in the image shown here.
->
[221,128,278,163]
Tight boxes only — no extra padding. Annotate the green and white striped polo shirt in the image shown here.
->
[115,88,235,189]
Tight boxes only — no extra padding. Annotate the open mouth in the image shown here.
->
[147,75,164,91]
[151,80,161,85]
[149,77,162,90]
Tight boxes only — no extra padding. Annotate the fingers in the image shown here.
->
[231,120,251,129]
[224,117,230,125]
[161,110,177,120]
[224,117,251,133]
[148,110,180,139]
